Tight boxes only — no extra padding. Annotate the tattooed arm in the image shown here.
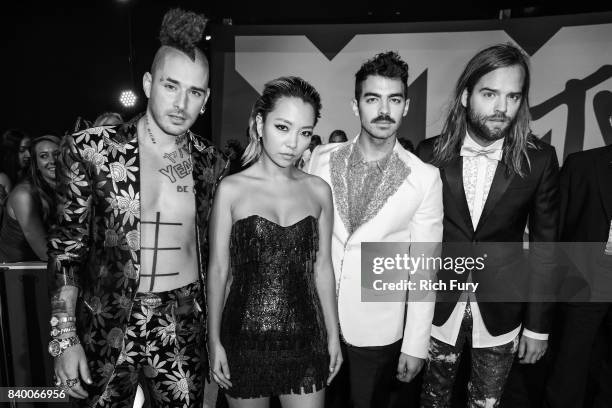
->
[47,133,94,398]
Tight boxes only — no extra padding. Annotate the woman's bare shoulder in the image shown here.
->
[7,182,35,214]
[298,172,332,205]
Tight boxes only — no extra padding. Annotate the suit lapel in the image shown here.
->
[596,145,612,221]
[476,161,515,233]
[329,143,353,234]
[443,156,473,234]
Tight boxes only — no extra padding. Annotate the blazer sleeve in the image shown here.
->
[47,134,93,292]
[402,166,444,358]
[524,146,560,334]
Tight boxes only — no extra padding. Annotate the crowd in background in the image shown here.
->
[0,111,127,263]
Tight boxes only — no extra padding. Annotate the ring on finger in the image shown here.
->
[66,378,80,388]
[58,382,71,391]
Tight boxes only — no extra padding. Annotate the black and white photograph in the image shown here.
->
[1,1,611,407]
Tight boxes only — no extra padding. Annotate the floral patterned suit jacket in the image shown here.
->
[47,120,227,396]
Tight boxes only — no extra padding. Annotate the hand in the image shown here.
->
[518,335,547,364]
[54,343,92,399]
[396,353,424,383]
[208,341,233,389]
[326,336,343,385]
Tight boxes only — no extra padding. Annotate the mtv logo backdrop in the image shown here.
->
[211,12,612,161]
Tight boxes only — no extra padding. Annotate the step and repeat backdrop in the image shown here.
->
[211,12,612,162]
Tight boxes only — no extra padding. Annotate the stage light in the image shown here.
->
[205,35,211,41]
[120,90,137,107]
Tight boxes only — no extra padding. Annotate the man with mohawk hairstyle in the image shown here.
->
[47,8,227,407]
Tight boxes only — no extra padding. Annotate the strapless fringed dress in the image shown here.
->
[220,215,328,398]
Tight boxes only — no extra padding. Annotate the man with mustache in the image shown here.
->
[416,43,559,407]
[308,51,443,408]
[47,8,227,407]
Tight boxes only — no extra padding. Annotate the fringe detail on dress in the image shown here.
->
[221,215,328,398]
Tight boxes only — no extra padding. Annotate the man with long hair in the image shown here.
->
[47,9,227,407]
[417,43,559,407]
[308,51,443,408]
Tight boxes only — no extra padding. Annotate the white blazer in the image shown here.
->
[307,135,443,358]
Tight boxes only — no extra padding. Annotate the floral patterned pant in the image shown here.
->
[93,281,205,408]
[420,303,519,408]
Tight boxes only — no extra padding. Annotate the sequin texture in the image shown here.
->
[220,215,328,398]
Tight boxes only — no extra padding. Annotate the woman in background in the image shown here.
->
[0,135,60,262]
[0,129,31,205]
[207,76,342,408]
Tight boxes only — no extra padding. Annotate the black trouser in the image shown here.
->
[332,338,402,408]
[545,302,612,408]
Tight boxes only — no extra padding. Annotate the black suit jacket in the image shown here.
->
[416,135,560,336]
[557,145,612,301]
[560,145,612,242]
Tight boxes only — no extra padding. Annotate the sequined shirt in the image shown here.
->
[346,143,393,233]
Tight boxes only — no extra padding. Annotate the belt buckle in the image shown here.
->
[140,293,162,308]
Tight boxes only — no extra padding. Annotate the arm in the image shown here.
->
[399,167,443,381]
[206,179,234,389]
[47,134,94,398]
[197,145,229,277]
[312,178,343,385]
[8,185,50,260]
[0,173,12,206]
[520,147,560,362]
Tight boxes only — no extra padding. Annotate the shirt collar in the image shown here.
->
[348,142,393,172]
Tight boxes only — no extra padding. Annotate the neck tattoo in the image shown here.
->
[145,114,189,146]
[145,114,157,144]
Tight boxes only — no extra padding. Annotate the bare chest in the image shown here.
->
[137,142,198,292]
[139,143,196,212]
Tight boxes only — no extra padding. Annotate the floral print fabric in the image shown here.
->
[47,121,227,406]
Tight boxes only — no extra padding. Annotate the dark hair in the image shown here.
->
[433,43,534,177]
[0,129,30,185]
[243,76,322,165]
[355,51,409,100]
[397,137,414,152]
[226,138,244,152]
[159,8,207,61]
[328,129,348,143]
[27,135,60,227]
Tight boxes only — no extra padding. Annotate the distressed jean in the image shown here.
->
[420,303,518,408]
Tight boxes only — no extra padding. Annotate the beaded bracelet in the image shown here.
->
[50,326,77,338]
[50,316,76,327]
